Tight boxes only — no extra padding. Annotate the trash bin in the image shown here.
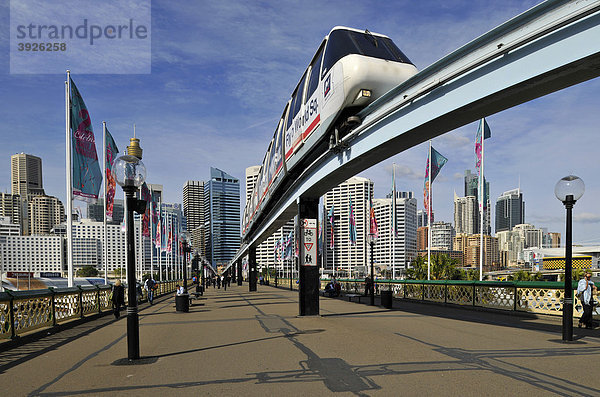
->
[381,290,393,309]
[176,293,189,312]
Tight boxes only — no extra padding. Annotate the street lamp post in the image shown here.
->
[368,232,377,306]
[113,153,147,361]
[555,175,584,342]
[181,233,191,293]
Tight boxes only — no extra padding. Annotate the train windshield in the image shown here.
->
[322,29,413,78]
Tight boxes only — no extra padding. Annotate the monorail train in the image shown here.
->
[242,26,418,240]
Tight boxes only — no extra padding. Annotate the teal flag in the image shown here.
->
[105,128,119,220]
[70,78,102,202]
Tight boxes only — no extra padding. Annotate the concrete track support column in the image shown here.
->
[249,246,257,292]
[298,197,319,316]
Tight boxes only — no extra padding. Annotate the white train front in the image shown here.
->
[243,27,418,240]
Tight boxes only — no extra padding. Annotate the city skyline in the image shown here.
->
[1,1,599,244]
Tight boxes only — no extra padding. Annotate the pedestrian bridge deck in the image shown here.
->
[1,284,599,396]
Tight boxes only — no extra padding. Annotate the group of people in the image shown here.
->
[206,274,232,290]
[577,271,597,329]
[109,277,158,319]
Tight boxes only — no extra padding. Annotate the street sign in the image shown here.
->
[301,218,317,266]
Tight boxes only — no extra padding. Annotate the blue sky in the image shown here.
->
[1,0,599,244]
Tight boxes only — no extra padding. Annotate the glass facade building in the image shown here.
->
[204,168,240,270]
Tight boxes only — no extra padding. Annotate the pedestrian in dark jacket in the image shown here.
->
[112,280,125,319]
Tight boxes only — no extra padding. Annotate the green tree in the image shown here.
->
[113,267,125,277]
[431,254,461,280]
[406,256,427,280]
[509,270,531,281]
[76,265,99,277]
[464,269,480,281]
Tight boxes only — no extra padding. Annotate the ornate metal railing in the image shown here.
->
[329,279,598,318]
[0,280,181,341]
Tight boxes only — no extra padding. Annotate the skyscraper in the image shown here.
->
[495,188,525,233]
[245,166,261,203]
[183,180,204,252]
[464,169,491,235]
[28,195,65,235]
[417,209,434,228]
[87,199,124,225]
[454,193,478,235]
[372,191,417,277]
[11,153,44,198]
[323,176,372,277]
[204,168,240,270]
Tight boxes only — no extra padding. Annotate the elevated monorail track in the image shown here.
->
[228,0,600,270]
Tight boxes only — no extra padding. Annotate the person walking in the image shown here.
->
[364,275,371,297]
[111,280,125,319]
[144,276,156,305]
[577,272,597,329]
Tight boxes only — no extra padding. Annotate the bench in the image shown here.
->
[345,294,362,303]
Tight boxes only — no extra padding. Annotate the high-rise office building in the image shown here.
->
[454,193,478,235]
[11,153,44,198]
[87,199,124,225]
[245,166,261,204]
[453,234,499,270]
[430,221,455,250]
[464,170,491,235]
[372,191,417,277]
[417,209,434,228]
[183,180,204,253]
[495,188,525,233]
[0,193,23,234]
[323,176,373,277]
[204,168,240,270]
[28,195,65,235]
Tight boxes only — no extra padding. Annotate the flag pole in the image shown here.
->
[427,141,432,280]
[479,120,485,281]
[150,187,154,280]
[103,121,108,285]
[392,162,396,280]
[65,71,74,287]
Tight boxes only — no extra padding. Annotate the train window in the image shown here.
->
[322,29,413,78]
[290,73,307,122]
[305,46,324,102]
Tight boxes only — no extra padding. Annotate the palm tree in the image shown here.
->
[406,255,427,280]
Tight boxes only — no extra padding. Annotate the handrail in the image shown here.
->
[0,280,182,342]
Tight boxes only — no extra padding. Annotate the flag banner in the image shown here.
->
[392,166,397,237]
[285,231,293,260]
[475,118,491,171]
[161,216,167,252]
[423,146,447,216]
[151,201,158,241]
[140,182,151,238]
[349,195,357,245]
[105,128,119,220]
[369,198,379,239]
[475,118,491,211]
[70,78,102,202]
[155,214,161,249]
[167,227,173,253]
[328,205,335,248]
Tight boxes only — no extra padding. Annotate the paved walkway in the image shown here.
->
[1,284,599,396]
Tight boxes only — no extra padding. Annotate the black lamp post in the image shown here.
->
[113,153,147,361]
[368,231,377,306]
[555,175,584,342]
[180,233,191,293]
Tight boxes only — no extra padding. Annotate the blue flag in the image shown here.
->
[70,78,102,202]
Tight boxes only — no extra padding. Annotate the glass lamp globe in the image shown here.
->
[113,154,146,188]
[554,175,585,202]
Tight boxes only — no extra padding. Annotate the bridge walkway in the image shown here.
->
[1,283,599,396]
